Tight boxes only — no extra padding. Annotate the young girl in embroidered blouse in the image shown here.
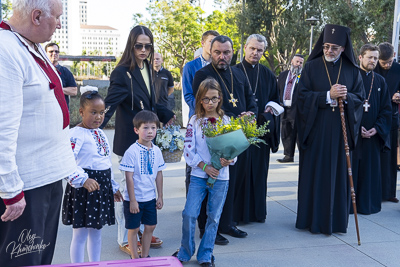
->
[175,78,235,266]
[62,89,123,263]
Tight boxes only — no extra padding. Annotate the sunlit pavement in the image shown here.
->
[53,129,400,267]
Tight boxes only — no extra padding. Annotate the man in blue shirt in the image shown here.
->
[182,30,219,119]
[45,43,77,110]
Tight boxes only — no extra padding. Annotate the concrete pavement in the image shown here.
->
[52,129,400,267]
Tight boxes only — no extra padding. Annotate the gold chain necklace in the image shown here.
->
[241,62,259,102]
[212,63,238,107]
[323,56,342,111]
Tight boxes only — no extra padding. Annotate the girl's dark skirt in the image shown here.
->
[62,168,115,229]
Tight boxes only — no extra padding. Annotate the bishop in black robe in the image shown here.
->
[295,24,365,235]
[352,70,391,215]
[192,63,258,233]
[374,60,400,201]
[233,59,280,223]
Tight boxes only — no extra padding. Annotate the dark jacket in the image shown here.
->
[101,60,174,156]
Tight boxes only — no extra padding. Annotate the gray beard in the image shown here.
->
[290,66,302,75]
[324,52,342,63]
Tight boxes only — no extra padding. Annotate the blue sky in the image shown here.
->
[88,0,216,51]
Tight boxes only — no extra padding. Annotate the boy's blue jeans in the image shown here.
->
[177,176,229,264]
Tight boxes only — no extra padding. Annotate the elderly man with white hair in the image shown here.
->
[0,0,84,265]
[234,34,280,225]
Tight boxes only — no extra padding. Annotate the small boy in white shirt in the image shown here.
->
[119,110,165,259]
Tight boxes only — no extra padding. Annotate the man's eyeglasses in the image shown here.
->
[134,43,152,51]
[322,45,341,52]
[202,97,220,104]
[47,50,60,54]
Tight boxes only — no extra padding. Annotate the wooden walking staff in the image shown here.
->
[338,98,361,246]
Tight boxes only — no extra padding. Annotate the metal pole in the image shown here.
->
[0,0,3,22]
[309,25,314,55]
[392,0,400,59]
[240,0,245,62]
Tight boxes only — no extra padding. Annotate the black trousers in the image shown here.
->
[185,164,207,230]
[281,107,297,158]
[0,180,63,267]
[218,155,242,233]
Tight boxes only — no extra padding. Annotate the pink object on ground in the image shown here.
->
[26,256,183,267]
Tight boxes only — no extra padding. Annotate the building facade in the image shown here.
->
[49,0,120,56]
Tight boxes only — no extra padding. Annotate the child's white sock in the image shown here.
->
[70,228,88,263]
[87,228,102,262]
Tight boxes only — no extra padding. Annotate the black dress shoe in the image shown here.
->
[223,226,248,238]
[172,249,183,263]
[199,228,205,239]
[388,197,399,203]
[277,156,294,163]
[215,232,229,245]
[201,262,215,267]
[201,256,215,267]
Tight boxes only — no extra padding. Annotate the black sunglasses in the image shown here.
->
[134,43,152,51]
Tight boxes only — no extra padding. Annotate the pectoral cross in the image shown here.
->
[363,100,370,112]
[229,93,238,107]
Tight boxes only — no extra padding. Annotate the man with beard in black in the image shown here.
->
[295,24,365,235]
[234,34,280,224]
[351,44,391,215]
[277,54,304,163]
[374,42,400,203]
[192,35,258,243]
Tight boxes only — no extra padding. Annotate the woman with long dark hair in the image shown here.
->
[100,25,174,256]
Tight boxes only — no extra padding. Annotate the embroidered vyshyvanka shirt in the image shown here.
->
[0,22,77,199]
[119,141,166,202]
[69,127,119,192]
[184,115,235,181]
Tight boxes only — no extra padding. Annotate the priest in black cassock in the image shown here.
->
[233,34,280,224]
[374,42,400,203]
[351,44,391,215]
[192,35,258,241]
[295,24,365,234]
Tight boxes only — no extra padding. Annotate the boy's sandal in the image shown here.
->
[119,242,142,256]
[138,231,163,247]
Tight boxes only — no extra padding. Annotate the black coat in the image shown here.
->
[101,60,174,156]
[374,61,400,129]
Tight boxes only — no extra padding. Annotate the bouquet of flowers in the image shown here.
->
[202,115,269,187]
[156,125,185,163]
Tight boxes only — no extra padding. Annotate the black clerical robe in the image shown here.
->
[296,56,365,234]
[351,70,391,215]
[232,60,279,223]
[192,63,258,232]
[192,64,258,117]
[374,61,400,200]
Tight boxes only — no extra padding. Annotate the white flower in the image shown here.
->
[176,139,184,150]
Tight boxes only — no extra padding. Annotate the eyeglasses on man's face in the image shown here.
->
[322,45,341,52]
[202,97,220,104]
[134,43,152,51]
[47,50,60,54]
